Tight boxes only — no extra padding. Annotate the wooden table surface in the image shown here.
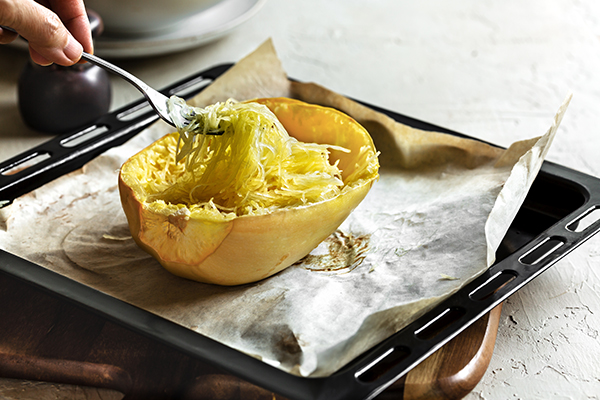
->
[1,0,600,398]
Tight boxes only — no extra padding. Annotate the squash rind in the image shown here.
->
[118,98,379,285]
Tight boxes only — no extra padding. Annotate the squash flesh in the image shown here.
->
[155,97,350,216]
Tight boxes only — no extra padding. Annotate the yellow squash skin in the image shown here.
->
[118,98,379,285]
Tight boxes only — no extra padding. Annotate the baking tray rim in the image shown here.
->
[1,63,600,400]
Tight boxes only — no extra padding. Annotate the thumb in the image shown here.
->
[2,0,83,66]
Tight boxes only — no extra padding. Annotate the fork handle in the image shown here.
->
[81,53,152,96]
[81,52,174,126]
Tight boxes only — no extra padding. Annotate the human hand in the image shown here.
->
[0,0,92,66]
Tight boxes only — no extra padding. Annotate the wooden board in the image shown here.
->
[0,272,501,399]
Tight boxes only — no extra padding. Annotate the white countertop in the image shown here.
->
[1,0,599,398]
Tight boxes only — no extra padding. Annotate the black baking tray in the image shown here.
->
[1,64,600,400]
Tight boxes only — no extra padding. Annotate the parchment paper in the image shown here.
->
[0,40,570,377]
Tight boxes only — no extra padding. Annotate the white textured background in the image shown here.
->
[1,0,599,399]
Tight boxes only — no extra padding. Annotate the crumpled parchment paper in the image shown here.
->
[0,40,570,377]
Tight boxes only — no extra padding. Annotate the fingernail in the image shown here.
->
[63,35,83,63]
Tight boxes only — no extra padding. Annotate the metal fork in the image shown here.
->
[80,52,190,130]
[0,25,221,133]
[0,27,167,124]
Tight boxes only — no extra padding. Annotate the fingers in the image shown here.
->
[0,25,19,44]
[0,0,88,66]
[27,8,83,66]
[48,0,92,54]
[27,35,82,66]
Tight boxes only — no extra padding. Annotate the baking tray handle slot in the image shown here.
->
[354,346,411,383]
[60,125,110,148]
[567,206,600,233]
[0,152,51,176]
[414,306,466,341]
[469,270,518,301]
[519,236,565,265]
[168,76,212,97]
[116,102,153,122]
